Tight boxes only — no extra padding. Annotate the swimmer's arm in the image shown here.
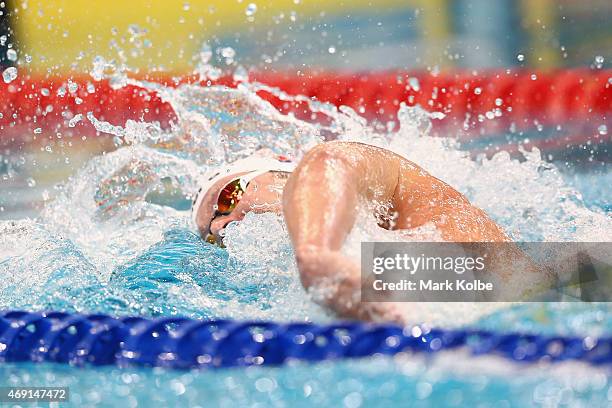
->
[282,143,404,322]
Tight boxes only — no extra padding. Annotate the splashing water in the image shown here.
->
[2,66,17,83]
[0,72,610,329]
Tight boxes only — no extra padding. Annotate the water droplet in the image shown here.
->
[583,336,596,350]
[34,127,42,134]
[517,54,525,62]
[6,48,17,61]
[183,2,190,11]
[598,124,608,135]
[385,335,400,347]
[220,47,236,65]
[408,77,420,92]
[68,113,83,128]
[593,55,604,69]
[196,354,212,364]
[245,3,257,16]
[91,55,108,81]
[255,377,276,393]
[495,98,503,106]
[2,66,17,83]
[474,87,482,95]
[41,88,50,96]
[328,46,336,54]
[68,81,78,93]
[220,47,235,59]
[26,177,36,187]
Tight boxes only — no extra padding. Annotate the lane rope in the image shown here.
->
[1,70,609,142]
[0,311,609,369]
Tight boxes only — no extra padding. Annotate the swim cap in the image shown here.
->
[191,155,296,227]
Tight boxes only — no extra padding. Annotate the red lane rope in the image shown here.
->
[0,69,610,145]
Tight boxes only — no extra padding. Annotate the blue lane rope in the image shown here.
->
[0,311,610,369]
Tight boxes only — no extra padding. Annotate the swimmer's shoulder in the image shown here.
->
[320,140,400,157]
[305,141,412,175]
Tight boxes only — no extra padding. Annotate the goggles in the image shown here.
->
[205,175,254,245]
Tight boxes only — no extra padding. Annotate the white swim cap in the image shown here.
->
[191,154,296,227]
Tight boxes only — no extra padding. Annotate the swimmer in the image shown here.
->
[191,141,527,322]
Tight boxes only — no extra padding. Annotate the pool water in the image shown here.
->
[1,355,610,407]
[0,80,611,407]
[559,165,611,213]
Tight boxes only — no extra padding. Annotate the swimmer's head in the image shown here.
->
[191,154,295,245]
